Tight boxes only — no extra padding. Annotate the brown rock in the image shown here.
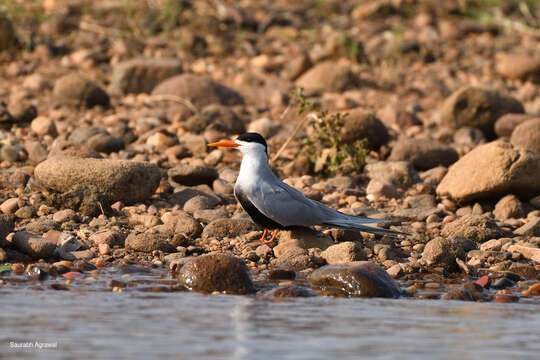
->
[152,74,244,119]
[168,165,218,186]
[508,244,540,262]
[441,215,508,243]
[341,108,388,150]
[273,228,333,257]
[201,218,258,239]
[296,61,361,93]
[365,161,419,188]
[321,242,366,264]
[0,15,18,52]
[510,118,540,156]
[111,57,183,94]
[161,211,203,238]
[53,73,110,108]
[177,253,255,294]
[439,86,524,138]
[514,217,540,237]
[422,236,476,272]
[493,194,524,220]
[30,116,57,137]
[309,262,401,298]
[0,214,14,248]
[366,179,400,199]
[125,232,175,253]
[389,138,459,170]
[437,141,540,203]
[275,247,317,271]
[12,231,57,259]
[496,54,540,82]
[89,230,125,247]
[35,156,161,206]
[494,114,539,138]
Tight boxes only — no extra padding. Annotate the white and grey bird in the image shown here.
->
[209,132,407,244]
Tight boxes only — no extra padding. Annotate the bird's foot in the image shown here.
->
[262,229,279,244]
[259,228,268,243]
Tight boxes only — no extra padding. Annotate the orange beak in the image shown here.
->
[207,140,240,148]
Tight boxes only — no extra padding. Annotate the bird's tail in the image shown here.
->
[323,216,408,238]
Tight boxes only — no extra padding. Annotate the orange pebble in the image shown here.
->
[522,283,540,297]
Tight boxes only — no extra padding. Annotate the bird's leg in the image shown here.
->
[259,228,268,243]
[263,229,279,244]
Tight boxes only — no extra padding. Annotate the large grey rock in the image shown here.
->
[309,262,401,298]
[177,253,255,294]
[440,86,524,138]
[437,141,540,203]
[111,58,183,94]
[35,156,161,207]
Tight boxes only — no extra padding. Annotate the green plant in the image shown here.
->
[294,88,369,175]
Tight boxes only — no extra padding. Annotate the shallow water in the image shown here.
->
[1,289,539,360]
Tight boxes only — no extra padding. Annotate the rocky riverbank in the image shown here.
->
[0,0,539,303]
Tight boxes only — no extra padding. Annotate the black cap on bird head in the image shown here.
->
[236,132,268,155]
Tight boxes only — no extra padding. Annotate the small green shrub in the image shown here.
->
[294,88,368,175]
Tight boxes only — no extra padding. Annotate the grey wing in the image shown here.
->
[246,179,384,227]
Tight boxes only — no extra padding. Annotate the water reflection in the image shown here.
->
[1,289,539,360]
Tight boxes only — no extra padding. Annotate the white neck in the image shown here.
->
[237,148,274,188]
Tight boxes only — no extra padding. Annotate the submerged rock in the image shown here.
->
[264,285,317,298]
[309,262,401,298]
[177,253,255,294]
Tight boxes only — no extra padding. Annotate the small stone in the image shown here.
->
[441,215,507,244]
[201,218,257,240]
[275,247,316,271]
[366,179,400,199]
[422,236,477,272]
[321,242,366,264]
[365,161,419,188]
[31,116,57,137]
[168,165,218,186]
[510,118,540,156]
[273,228,333,257]
[493,194,524,220]
[1,198,19,214]
[125,232,176,253]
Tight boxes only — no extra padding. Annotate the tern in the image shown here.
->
[208,132,406,244]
